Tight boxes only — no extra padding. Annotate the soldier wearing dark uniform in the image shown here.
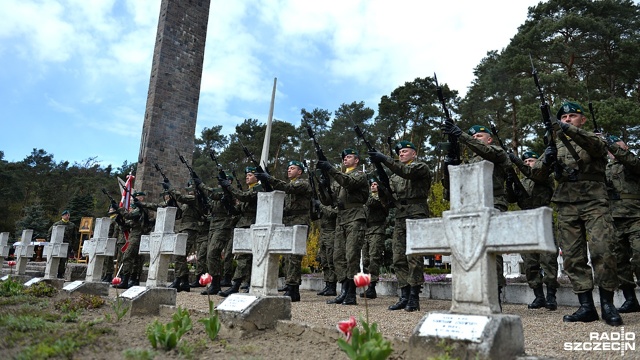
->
[606,136,640,313]
[369,140,431,312]
[508,150,559,310]
[166,182,208,292]
[218,167,263,297]
[531,101,621,326]
[257,160,312,302]
[318,149,368,306]
[47,209,78,279]
[442,122,511,309]
[360,178,388,300]
[316,203,338,297]
[221,214,241,287]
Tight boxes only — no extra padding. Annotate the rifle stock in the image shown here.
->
[209,150,238,214]
[353,125,397,208]
[306,126,333,198]
[489,124,530,203]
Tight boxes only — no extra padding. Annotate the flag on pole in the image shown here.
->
[119,173,134,251]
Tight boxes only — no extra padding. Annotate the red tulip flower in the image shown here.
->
[337,316,357,341]
[111,277,122,286]
[353,272,371,288]
[199,273,213,287]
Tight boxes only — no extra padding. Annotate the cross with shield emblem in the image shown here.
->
[232,191,308,297]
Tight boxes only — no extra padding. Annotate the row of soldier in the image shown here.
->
[42,100,639,329]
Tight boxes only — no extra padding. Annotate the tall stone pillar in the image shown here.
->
[135,0,211,200]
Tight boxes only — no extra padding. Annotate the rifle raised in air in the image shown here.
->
[306,126,333,199]
[178,153,212,215]
[240,143,273,192]
[209,149,239,215]
[435,73,461,201]
[489,123,530,203]
[353,125,397,208]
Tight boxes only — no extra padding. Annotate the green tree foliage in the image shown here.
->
[14,203,50,240]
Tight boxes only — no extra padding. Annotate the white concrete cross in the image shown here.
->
[0,232,10,258]
[81,218,116,282]
[406,161,555,314]
[43,225,69,279]
[140,207,187,288]
[233,191,308,297]
[14,229,35,275]
[503,253,524,278]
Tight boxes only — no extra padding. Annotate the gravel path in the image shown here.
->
[172,287,640,359]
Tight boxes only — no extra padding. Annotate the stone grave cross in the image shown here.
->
[139,207,187,288]
[81,218,116,282]
[233,191,308,297]
[14,229,35,275]
[43,226,70,279]
[406,161,555,314]
[0,232,10,258]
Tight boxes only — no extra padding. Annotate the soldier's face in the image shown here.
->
[343,154,359,168]
[62,213,70,221]
[370,182,378,192]
[560,113,587,128]
[398,148,416,163]
[287,165,302,179]
[472,132,493,145]
[246,172,258,184]
[524,158,537,168]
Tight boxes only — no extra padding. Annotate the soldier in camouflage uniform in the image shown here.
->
[530,101,621,326]
[369,140,431,312]
[442,122,511,310]
[257,160,312,302]
[47,209,78,279]
[221,214,241,287]
[359,178,389,300]
[317,149,368,306]
[167,181,209,292]
[189,225,209,287]
[196,175,240,295]
[605,137,640,314]
[508,150,559,310]
[101,205,125,282]
[219,167,264,297]
[316,203,338,296]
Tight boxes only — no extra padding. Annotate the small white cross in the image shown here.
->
[14,229,35,275]
[43,225,69,279]
[81,218,116,282]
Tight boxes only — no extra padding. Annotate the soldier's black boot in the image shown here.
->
[218,280,241,297]
[201,275,221,295]
[317,282,330,296]
[389,286,410,311]
[563,291,599,323]
[190,273,205,288]
[323,282,337,297]
[617,286,640,313]
[528,285,547,309]
[168,276,181,289]
[342,279,357,306]
[600,287,623,326]
[220,274,233,287]
[241,282,250,291]
[102,273,113,283]
[285,284,301,302]
[546,286,558,311]
[327,280,347,304]
[115,274,130,289]
[405,285,421,312]
[128,275,140,288]
[360,281,377,299]
[177,275,191,292]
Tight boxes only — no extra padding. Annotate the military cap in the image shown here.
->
[288,160,304,172]
[368,176,379,184]
[61,209,70,216]
[468,125,492,136]
[394,140,416,154]
[521,151,539,160]
[341,148,359,159]
[556,101,585,119]
[132,191,146,197]
[245,166,257,174]
[108,206,117,214]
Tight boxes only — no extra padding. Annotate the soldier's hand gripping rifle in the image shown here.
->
[210,149,239,215]
[154,163,179,208]
[435,73,461,201]
[240,143,273,192]
[353,125,397,208]
[101,188,127,227]
[303,160,322,220]
[490,123,529,203]
[178,153,212,215]
[231,166,243,190]
[306,126,333,200]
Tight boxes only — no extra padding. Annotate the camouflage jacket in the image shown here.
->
[319,204,338,230]
[270,176,312,226]
[198,184,237,229]
[381,158,431,219]
[229,183,264,228]
[47,219,78,244]
[326,166,368,225]
[459,133,511,210]
[511,156,554,210]
[532,125,608,203]
[169,190,206,232]
[365,192,388,226]
[606,142,640,218]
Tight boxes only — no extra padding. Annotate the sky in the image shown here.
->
[0,0,545,169]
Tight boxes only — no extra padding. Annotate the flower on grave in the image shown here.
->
[199,273,212,287]
[111,277,122,286]
[353,272,371,288]
[337,316,357,341]
[7,260,16,276]
[110,277,129,321]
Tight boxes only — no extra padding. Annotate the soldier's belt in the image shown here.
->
[338,203,364,210]
[398,198,427,205]
[610,193,640,200]
[558,173,606,183]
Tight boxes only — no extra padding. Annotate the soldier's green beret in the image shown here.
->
[609,135,621,143]
[368,176,379,184]
[225,172,234,180]
[61,210,70,216]
[521,151,539,160]
[341,148,359,159]
[468,125,492,136]
[394,140,416,154]
[288,160,304,172]
[132,191,146,197]
[556,101,585,119]
[245,166,257,174]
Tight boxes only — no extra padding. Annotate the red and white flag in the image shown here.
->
[118,173,134,249]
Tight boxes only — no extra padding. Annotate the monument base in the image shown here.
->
[119,287,177,316]
[409,312,524,360]
[40,278,65,290]
[62,281,110,296]
[217,294,291,336]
